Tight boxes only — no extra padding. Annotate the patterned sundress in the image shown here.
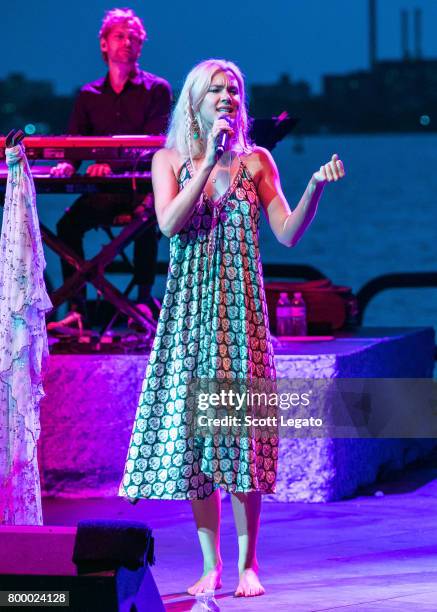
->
[119,157,278,500]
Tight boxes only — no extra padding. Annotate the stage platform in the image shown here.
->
[40,456,437,611]
[39,327,437,501]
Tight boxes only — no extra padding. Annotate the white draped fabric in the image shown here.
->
[0,144,52,525]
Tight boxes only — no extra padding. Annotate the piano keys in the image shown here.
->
[0,135,166,161]
[0,167,152,195]
[0,164,152,195]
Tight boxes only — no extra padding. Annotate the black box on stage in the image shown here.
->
[0,522,164,612]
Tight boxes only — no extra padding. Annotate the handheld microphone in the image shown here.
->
[215,116,232,159]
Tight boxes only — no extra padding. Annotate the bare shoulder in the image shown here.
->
[249,145,274,161]
[242,146,277,180]
[153,147,175,166]
[153,147,183,177]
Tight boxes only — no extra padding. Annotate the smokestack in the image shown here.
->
[369,0,377,68]
[414,8,422,59]
[401,10,410,60]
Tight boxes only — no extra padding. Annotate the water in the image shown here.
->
[7,133,436,331]
[257,133,437,330]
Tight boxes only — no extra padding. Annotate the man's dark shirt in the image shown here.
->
[67,70,172,171]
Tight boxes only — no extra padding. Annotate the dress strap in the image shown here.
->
[239,157,257,190]
[177,159,191,185]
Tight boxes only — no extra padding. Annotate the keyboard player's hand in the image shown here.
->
[86,163,112,177]
[50,162,75,177]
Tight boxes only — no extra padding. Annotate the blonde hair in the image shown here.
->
[99,8,147,63]
[166,59,252,162]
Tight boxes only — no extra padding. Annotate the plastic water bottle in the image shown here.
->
[190,589,220,611]
[276,292,293,336]
[290,292,307,336]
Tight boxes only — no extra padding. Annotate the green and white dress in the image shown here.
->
[119,157,278,500]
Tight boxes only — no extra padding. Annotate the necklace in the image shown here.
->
[205,151,236,266]
[187,151,238,266]
[209,150,234,201]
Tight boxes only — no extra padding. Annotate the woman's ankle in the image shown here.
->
[238,561,259,575]
[204,560,223,574]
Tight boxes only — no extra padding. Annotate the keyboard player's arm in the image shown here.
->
[142,79,172,136]
[50,91,112,177]
[51,161,111,177]
[51,94,84,177]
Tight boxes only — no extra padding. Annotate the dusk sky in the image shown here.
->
[2,0,437,96]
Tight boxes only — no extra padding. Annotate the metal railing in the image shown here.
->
[356,272,437,325]
[59,259,437,356]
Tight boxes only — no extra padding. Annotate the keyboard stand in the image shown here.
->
[41,211,157,338]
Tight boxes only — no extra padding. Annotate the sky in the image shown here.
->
[2,0,437,95]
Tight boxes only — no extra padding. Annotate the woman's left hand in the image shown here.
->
[313,154,345,184]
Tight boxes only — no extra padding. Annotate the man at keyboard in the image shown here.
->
[51,7,171,323]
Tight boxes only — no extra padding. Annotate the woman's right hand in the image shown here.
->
[202,116,234,170]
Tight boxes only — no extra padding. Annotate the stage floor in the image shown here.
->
[42,457,437,611]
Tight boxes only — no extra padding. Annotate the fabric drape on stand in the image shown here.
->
[0,143,52,525]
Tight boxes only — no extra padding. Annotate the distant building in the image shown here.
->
[249,55,437,135]
[250,73,310,116]
[250,74,316,130]
[0,73,73,135]
[249,73,325,134]
[323,58,437,132]
[250,2,437,134]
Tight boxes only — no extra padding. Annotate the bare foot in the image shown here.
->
[234,568,265,597]
[187,568,222,595]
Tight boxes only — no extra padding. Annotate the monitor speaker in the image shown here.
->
[0,523,164,612]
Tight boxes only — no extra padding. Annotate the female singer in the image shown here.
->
[120,58,345,598]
